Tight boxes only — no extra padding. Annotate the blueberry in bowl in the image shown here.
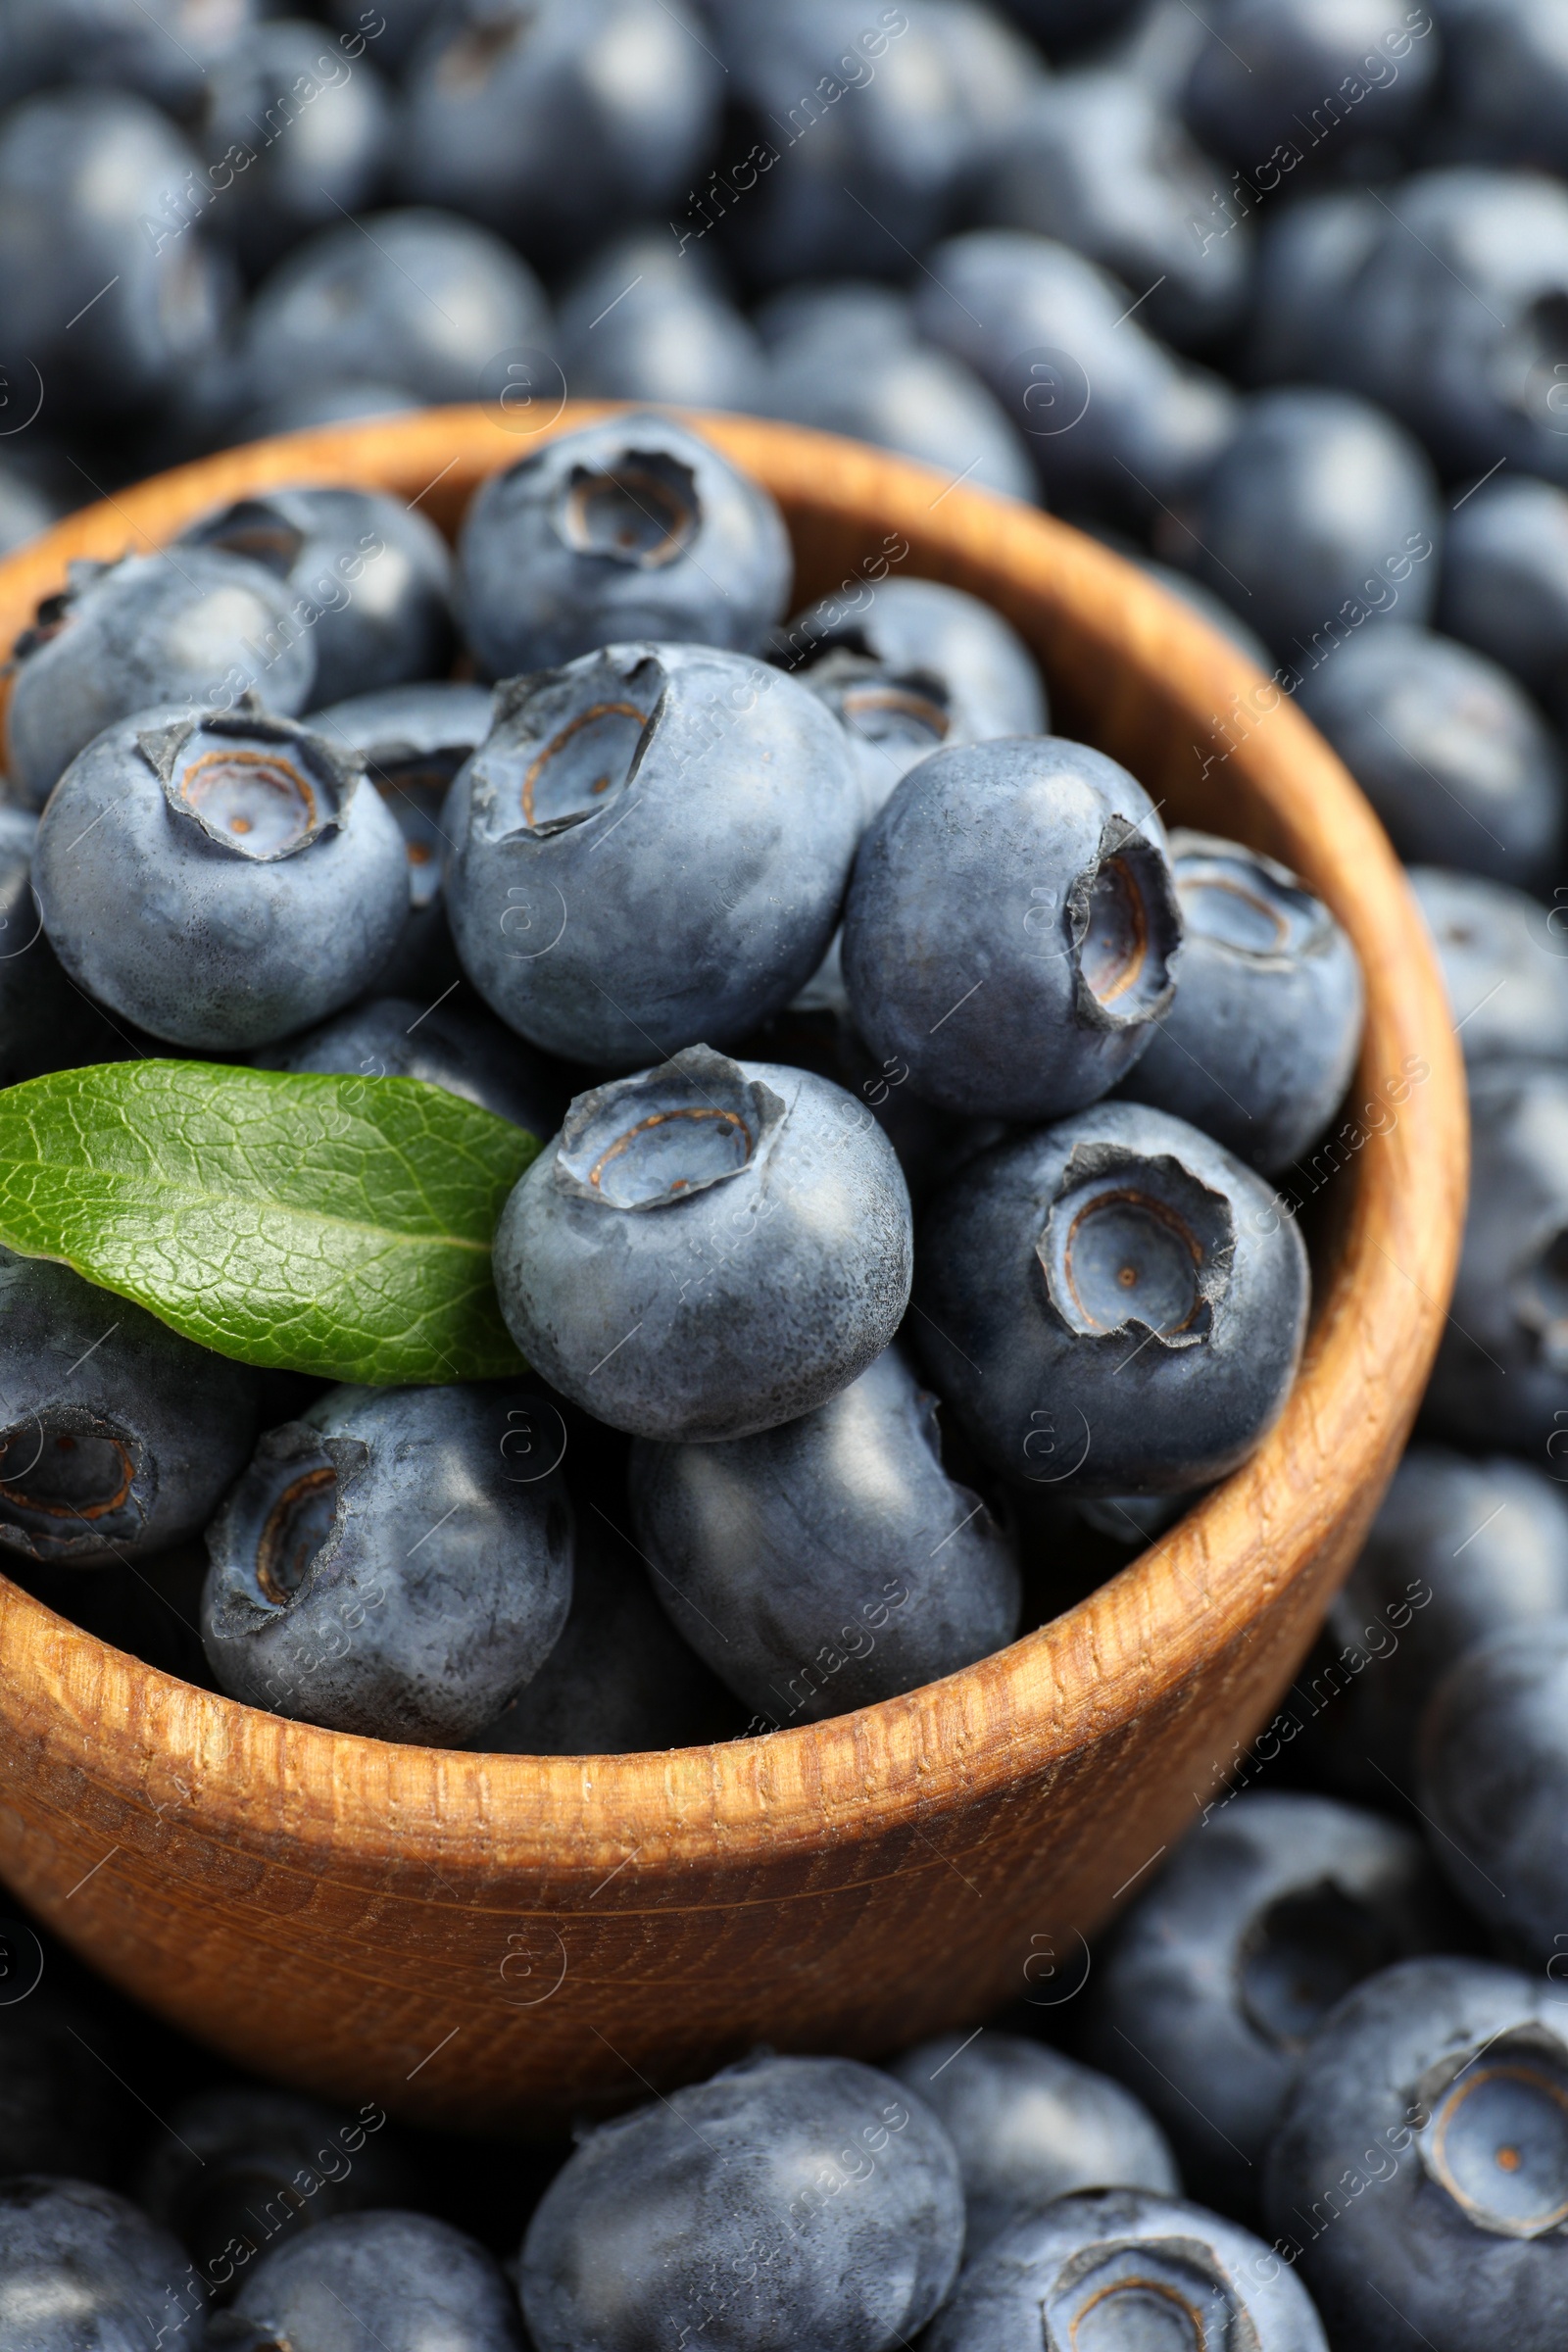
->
[0,2177,207,2352]
[1411,867,1568,1067]
[215,2207,524,2350]
[268,995,565,1140]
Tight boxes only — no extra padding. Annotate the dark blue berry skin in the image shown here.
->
[1324,1446,1568,1790]
[1411,867,1568,1065]
[398,0,720,262]
[925,2187,1327,2352]
[1244,189,1383,389]
[843,737,1181,1122]
[915,1102,1309,1496]
[243,208,551,410]
[519,2052,964,2352]
[1435,0,1568,172]
[269,997,564,1139]
[1424,1058,1568,1448]
[0,1244,258,1570]
[34,702,409,1052]
[913,229,1239,519]
[221,2209,523,2350]
[770,577,1046,822]
[628,1344,1021,1725]
[178,487,454,712]
[201,1383,573,1745]
[237,381,424,439]
[1419,1617,1568,1957]
[554,232,766,412]
[456,416,792,679]
[493,1046,913,1443]
[982,70,1251,348]
[0,0,257,114]
[1264,1958,1568,2349]
[1170,390,1441,662]
[6,554,317,812]
[0,463,55,558]
[0,809,141,1084]
[1085,1791,1456,2217]
[1438,471,1568,722]
[443,643,860,1066]
[1296,626,1564,888]
[0,2177,206,2352]
[889,2032,1179,2255]
[1181,0,1435,170]
[0,89,235,428]
[1116,829,1364,1175]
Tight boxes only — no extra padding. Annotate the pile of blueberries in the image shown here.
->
[3,0,1568,2345]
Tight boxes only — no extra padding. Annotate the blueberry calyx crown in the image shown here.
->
[211,1419,366,1629]
[556,447,701,570]
[474,650,664,841]
[1044,2230,1251,2351]
[1169,830,1333,965]
[0,1404,148,1562]
[139,697,366,863]
[1412,2025,1568,2240]
[1038,1142,1235,1349]
[798,645,952,756]
[553,1045,786,1213]
[1068,817,1182,1032]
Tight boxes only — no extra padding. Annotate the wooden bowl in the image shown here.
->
[0,408,1465,2133]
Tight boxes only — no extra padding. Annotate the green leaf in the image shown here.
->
[0,1060,540,1384]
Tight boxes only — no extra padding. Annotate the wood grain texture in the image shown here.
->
[0,408,1467,2132]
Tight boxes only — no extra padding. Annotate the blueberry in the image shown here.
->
[1325,1446,1568,1788]
[0,461,56,559]
[1167,389,1441,662]
[1411,866,1568,1065]
[554,231,767,411]
[981,69,1251,348]
[1296,625,1564,888]
[1437,470,1568,723]
[398,0,720,262]
[442,643,858,1065]
[6,554,317,812]
[1264,1957,1568,2347]
[771,577,1047,821]
[0,0,257,114]
[178,487,454,711]
[924,2186,1327,2352]
[1115,829,1364,1174]
[243,207,550,411]
[518,2051,964,2352]
[1181,0,1436,171]
[913,229,1240,519]
[1424,1057,1568,1447]
[0,2177,205,2351]
[0,1244,257,1569]
[35,700,408,1051]
[842,737,1181,1121]
[889,2032,1179,2254]
[270,996,564,1139]
[455,416,792,678]
[1244,188,1384,389]
[628,1344,1020,1726]
[202,1383,573,1745]
[1085,1791,1456,2215]
[0,88,235,426]
[220,2209,523,2349]
[0,809,140,1084]
[237,381,424,438]
[1426,0,1568,175]
[138,2087,405,2294]
[915,1102,1308,1495]
[1419,1617,1568,1959]
[493,1045,913,1443]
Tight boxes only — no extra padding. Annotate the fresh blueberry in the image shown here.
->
[201,1382,573,1745]
[324,0,445,72]
[1295,625,1564,888]
[0,461,56,559]
[1437,470,1568,723]
[398,0,721,262]
[219,2209,523,2349]
[0,809,140,1083]
[0,0,258,114]
[1419,1617,1568,1958]
[753,279,918,351]
[455,415,792,678]
[915,1102,1309,1495]
[924,2186,1327,2352]
[1425,0,1568,175]
[236,381,424,438]
[554,231,767,411]
[1244,188,1384,389]
[1410,866,1568,1065]
[34,701,408,1051]
[913,229,1240,519]
[771,575,1047,821]
[1423,1057,1568,1448]
[178,487,454,711]
[243,207,551,411]
[442,643,858,1065]
[1181,0,1436,171]
[519,2051,964,2352]
[6,553,317,811]
[493,1045,913,1443]
[628,1343,1021,1726]
[0,1244,258,1569]
[889,2032,1179,2254]
[1085,1791,1456,2215]
[1166,389,1441,662]
[1115,829,1364,1174]
[269,996,564,1139]
[0,2177,206,2351]
[1264,1957,1568,2348]
[842,737,1181,1121]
